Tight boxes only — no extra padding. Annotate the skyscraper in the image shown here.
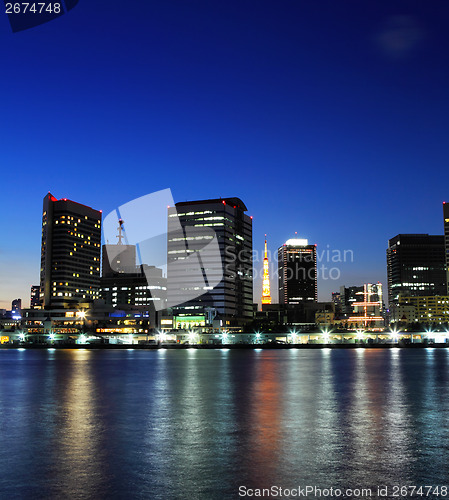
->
[444,202,449,293]
[40,193,102,308]
[386,234,446,305]
[278,238,317,304]
[261,236,271,305]
[167,197,253,327]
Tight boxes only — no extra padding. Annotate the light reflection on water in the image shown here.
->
[1,349,449,499]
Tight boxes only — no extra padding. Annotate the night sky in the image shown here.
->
[1,0,448,309]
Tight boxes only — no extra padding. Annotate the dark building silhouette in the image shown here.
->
[386,234,446,305]
[339,285,364,314]
[40,193,102,308]
[30,286,40,309]
[278,238,317,304]
[11,298,22,315]
[444,203,449,294]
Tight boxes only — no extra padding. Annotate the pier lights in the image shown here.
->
[355,329,365,342]
[157,330,166,343]
[289,329,298,344]
[434,331,447,344]
[321,328,331,344]
[48,333,55,343]
[424,327,437,343]
[423,326,432,343]
[78,334,87,344]
[254,331,262,344]
[390,327,400,343]
[18,332,26,342]
[128,334,134,345]
[222,331,229,345]
[77,310,86,334]
[188,330,198,345]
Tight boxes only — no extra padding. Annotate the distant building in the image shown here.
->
[278,238,317,305]
[102,218,137,277]
[386,234,446,305]
[40,193,102,308]
[331,292,341,309]
[339,285,364,315]
[347,283,384,329]
[444,203,449,294]
[167,197,253,328]
[100,264,166,310]
[396,295,449,325]
[11,298,21,315]
[30,286,40,309]
[389,304,416,325]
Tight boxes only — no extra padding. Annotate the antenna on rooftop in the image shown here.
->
[117,219,125,245]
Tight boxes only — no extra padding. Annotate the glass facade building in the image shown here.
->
[386,234,446,305]
[167,197,253,327]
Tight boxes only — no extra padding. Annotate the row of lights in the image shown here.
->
[15,326,449,345]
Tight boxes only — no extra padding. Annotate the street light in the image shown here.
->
[355,329,365,342]
[390,326,400,343]
[188,330,198,345]
[77,310,86,338]
[289,329,298,344]
[321,328,331,344]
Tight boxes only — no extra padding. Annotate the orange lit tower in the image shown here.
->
[261,235,272,305]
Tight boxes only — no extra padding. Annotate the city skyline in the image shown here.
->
[1,1,449,308]
[0,189,447,310]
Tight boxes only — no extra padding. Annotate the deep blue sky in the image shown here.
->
[1,0,448,308]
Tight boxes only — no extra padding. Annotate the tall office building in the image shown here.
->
[30,286,40,309]
[278,238,317,304]
[167,197,253,327]
[386,234,446,305]
[444,203,449,293]
[40,193,102,308]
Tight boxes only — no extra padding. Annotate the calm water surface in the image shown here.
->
[1,348,449,499]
